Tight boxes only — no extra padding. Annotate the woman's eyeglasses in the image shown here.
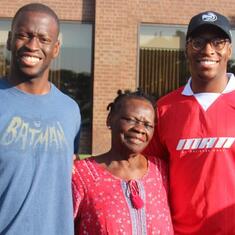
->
[187,37,230,51]
[121,117,154,130]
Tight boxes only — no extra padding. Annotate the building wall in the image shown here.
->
[1,0,235,155]
[0,0,94,21]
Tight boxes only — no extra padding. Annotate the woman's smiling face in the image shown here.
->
[108,97,155,154]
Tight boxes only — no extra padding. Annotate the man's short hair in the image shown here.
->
[12,3,60,35]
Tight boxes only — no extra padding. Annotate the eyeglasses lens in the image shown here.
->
[190,38,228,51]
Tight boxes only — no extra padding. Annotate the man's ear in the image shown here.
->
[6,31,12,51]
[52,40,61,59]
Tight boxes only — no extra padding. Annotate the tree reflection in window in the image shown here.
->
[50,69,92,154]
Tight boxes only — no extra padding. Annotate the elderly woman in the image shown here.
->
[72,90,173,235]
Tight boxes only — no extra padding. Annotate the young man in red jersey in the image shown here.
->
[145,11,235,234]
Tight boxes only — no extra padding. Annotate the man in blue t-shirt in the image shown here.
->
[0,3,81,235]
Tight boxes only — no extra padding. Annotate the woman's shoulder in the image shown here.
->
[74,156,94,167]
[73,156,103,183]
[73,157,96,176]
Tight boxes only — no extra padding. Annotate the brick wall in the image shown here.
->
[0,0,94,21]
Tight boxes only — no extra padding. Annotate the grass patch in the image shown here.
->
[78,154,91,160]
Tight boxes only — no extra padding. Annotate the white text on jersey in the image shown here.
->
[176,137,235,151]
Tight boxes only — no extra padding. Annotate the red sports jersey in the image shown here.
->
[146,86,235,234]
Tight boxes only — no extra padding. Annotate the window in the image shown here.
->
[139,24,235,99]
[0,20,93,154]
[0,20,10,76]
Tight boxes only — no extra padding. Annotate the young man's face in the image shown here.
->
[7,11,60,80]
[186,26,232,84]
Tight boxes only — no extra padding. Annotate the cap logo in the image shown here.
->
[202,12,217,22]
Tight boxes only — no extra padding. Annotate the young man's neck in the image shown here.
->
[191,74,229,93]
[7,75,51,95]
[7,71,51,95]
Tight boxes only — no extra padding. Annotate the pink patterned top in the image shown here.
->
[72,156,173,235]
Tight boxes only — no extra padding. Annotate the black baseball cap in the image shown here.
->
[186,11,232,42]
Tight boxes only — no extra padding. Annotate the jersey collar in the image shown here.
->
[182,73,235,96]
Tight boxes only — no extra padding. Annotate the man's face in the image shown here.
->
[185,26,232,83]
[7,11,60,80]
